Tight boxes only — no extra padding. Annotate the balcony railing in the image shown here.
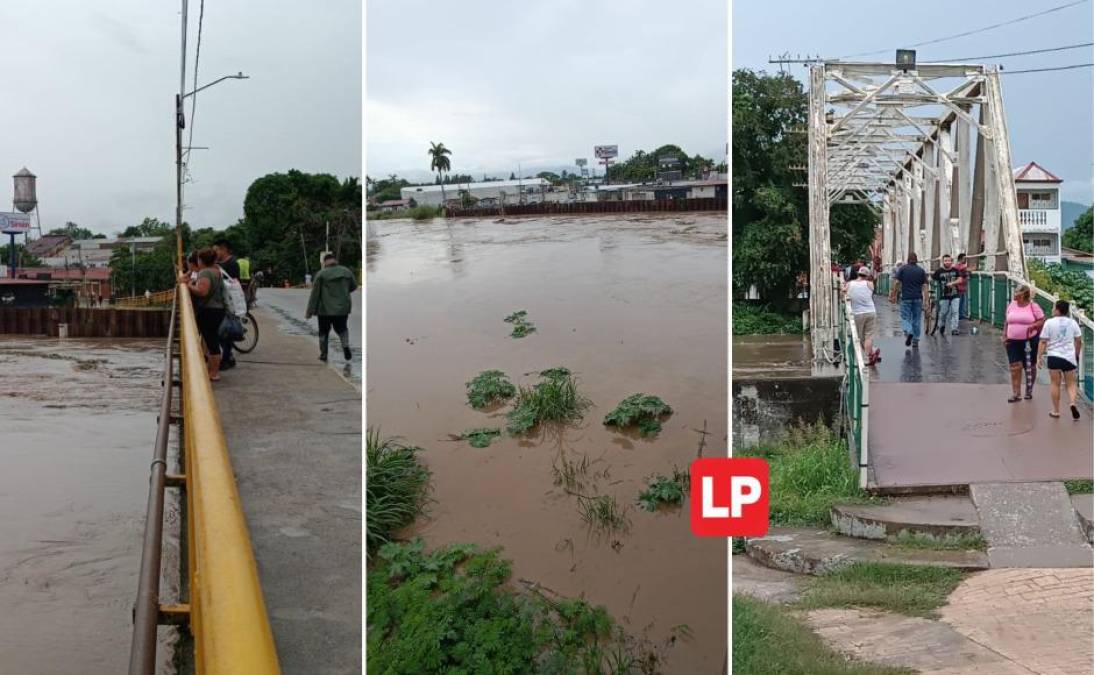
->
[1018,210,1048,226]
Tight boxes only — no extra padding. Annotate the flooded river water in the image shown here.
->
[0,338,178,673]
[367,214,728,672]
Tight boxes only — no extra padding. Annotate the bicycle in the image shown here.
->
[233,280,260,354]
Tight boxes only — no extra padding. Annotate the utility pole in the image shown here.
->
[175,0,188,272]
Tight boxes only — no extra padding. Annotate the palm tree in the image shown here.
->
[428,142,452,206]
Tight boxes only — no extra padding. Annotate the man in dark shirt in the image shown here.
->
[213,238,240,370]
[889,252,929,347]
[955,252,970,321]
[932,254,967,336]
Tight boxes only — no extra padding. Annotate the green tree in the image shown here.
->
[48,222,101,240]
[0,243,43,267]
[119,217,173,238]
[1063,205,1093,253]
[428,142,452,204]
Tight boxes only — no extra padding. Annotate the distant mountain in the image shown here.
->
[1062,201,1090,230]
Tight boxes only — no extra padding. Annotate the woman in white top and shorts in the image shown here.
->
[847,267,880,365]
[1037,299,1084,419]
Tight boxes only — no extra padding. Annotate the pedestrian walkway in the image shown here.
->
[866,297,1093,490]
[970,482,1093,568]
[212,305,362,672]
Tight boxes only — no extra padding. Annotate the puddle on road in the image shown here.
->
[367,215,728,672]
[0,337,180,674]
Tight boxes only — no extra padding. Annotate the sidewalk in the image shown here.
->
[211,305,362,673]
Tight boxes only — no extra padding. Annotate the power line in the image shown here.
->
[838,0,1090,59]
[185,0,206,176]
[1001,62,1093,74]
[926,42,1093,63]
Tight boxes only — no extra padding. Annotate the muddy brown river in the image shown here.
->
[0,338,178,673]
[367,214,728,673]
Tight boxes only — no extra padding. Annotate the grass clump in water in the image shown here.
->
[460,427,502,449]
[603,394,673,437]
[366,429,430,557]
[504,309,536,338]
[577,494,631,535]
[733,594,912,674]
[506,369,590,435]
[368,539,655,673]
[637,467,690,512]
[552,452,591,492]
[737,423,879,526]
[798,562,966,618]
[466,369,516,409]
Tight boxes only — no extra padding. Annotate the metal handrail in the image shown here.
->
[129,295,179,673]
[836,275,870,488]
[177,283,280,672]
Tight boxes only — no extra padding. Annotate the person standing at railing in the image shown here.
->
[955,253,970,321]
[847,267,881,366]
[179,247,227,382]
[1037,299,1083,420]
[213,239,241,372]
[931,254,967,336]
[889,252,929,348]
[1002,284,1045,403]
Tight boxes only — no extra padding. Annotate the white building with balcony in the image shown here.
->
[1013,161,1063,264]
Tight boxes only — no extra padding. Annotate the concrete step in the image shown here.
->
[1070,492,1093,545]
[831,496,980,542]
[744,526,989,576]
[970,482,1093,568]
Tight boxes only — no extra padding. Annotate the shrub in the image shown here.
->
[466,370,516,409]
[506,369,590,435]
[366,429,430,557]
[603,394,673,437]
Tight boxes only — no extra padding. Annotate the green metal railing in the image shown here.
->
[836,275,869,488]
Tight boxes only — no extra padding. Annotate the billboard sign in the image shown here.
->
[0,212,32,235]
[594,145,618,160]
[575,158,587,167]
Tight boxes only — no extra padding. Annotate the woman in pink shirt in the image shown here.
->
[1002,285,1045,402]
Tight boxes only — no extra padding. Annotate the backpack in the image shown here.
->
[219,268,248,318]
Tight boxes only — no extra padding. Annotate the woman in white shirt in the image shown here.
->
[847,267,880,365]
[1037,299,1084,419]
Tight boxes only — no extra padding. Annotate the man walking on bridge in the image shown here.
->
[932,254,966,336]
[306,254,357,363]
[890,253,928,348]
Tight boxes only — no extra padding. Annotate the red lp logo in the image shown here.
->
[689,458,769,537]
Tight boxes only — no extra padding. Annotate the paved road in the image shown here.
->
[255,287,362,385]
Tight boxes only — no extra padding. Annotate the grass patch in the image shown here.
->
[603,394,673,438]
[367,204,444,221]
[466,369,516,409]
[737,423,878,526]
[798,562,966,618]
[368,539,658,673]
[460,427,502,449]
[552,452,591,492]
[637,467,690,512]
[733,594,912,675]
[506,369,590,435]
[504,309,536,338]
[577,494,631,536]
[893,530,986,552]
[366,429,430,557]
[1065,479,1094,494]
[733,302,804,335]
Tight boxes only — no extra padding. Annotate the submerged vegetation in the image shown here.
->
[737,423,877,526]
[576,494,631,536]
[466,370,517,409]
[461,427,502,449]
[506,369,590,435]
[366,430,431,557]
[603,394,673,437]
[504,309,537,338]
[637,468,690,512]
[368,539,656,673]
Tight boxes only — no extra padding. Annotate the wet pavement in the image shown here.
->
[867,297,1093,489]
[0,337,178,673]
[367,215,728,672]
[256,287,362,385]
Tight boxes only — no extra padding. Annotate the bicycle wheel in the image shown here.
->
[234,312,259,353]
[924,297,936,336]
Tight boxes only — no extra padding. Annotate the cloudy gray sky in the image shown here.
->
[366,0,728,182]
[0,1,360,236]
[734,0,1093,206]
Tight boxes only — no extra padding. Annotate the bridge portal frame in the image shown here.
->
[808,60,1026,366]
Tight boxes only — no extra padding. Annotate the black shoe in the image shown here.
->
[1072,404,1081,420]
[912,339,919,348]
[221,359,236,371]
[905,334,913,346]
[343,346,352,361]
[319,353,328,362]
[952,330,960,335]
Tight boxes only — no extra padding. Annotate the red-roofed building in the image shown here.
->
[1013,161,1064,264]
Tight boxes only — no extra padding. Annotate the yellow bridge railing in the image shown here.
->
[117,288,177,307]
[178,283,280,672]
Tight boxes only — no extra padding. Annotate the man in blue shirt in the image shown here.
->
[889,252,929,348]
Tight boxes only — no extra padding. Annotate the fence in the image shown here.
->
[116,288,176,308]
[447,196,726,218]
[0,306,172,338]
[129,283,279,674]
[834,275,870,488]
